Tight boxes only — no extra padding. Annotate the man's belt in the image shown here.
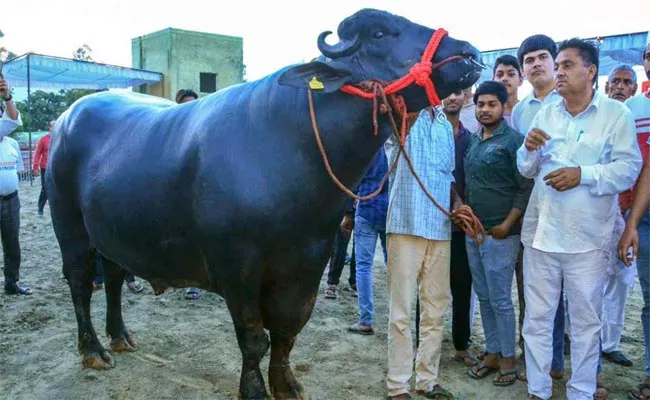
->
[0,191,18,200]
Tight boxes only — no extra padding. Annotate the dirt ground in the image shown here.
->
[0,181,647,399]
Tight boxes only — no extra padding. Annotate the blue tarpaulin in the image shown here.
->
[1,53,162,89]
[0,53,163,185]
[478,31,649,84]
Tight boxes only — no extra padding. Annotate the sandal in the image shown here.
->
[184,287,200,299]
[628,383,650,400]
[324,284,337,299]
[453,353,478,366]
[127,280,144,293]
[493,370,518,387]
[468,363,499,380]
[517,368,527,382]
[348,322,374,335]
[416,384,453,399]
[4,282,33,295]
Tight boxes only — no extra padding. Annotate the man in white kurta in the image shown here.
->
[517,39,642,400]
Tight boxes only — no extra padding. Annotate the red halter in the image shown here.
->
[340,28,454,107]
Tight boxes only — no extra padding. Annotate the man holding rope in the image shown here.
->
[384,105,461,400]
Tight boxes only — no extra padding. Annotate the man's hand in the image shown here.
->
[340,215,353,237]
[0,77,10,100]
[487,222,511,239]
[543,167,581,191]
[618,226,638,267]
[524,128,550,151]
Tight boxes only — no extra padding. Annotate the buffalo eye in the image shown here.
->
[373,31,385,39]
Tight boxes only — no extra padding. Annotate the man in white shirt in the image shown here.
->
[517,38,642,400]
[0,74,30,295]
[512,34,566,381]
[599,65,639,369]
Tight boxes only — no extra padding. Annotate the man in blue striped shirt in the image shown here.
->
[384,107,461,400]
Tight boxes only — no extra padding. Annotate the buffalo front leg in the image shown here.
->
[102,254,136,353]
[65,246,114,369]
[269,332,305,400]
[233,325,270,399]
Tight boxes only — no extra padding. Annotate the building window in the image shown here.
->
[200,72,218,93]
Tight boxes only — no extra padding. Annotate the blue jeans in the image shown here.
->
[354,215,387,326]
[466,234,520,358]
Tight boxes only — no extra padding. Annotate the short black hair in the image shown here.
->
[493,55,522,77]
[175,89,198,103]
[473,81,508,105]
[517,34,557,66]
[557,38,599,84]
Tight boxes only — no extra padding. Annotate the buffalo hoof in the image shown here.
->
[269,364,306,400]
[82,348,115,370]
[239,368,269,400]
[110,336,137,353]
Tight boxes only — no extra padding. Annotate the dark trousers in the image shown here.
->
[1,193,21,287]
[38,168,47,212]
[93,252,135,284]
[327,225,356,287]
[449,231,473,351]
[415,232,471,350]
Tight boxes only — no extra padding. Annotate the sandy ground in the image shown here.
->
[0,180,648,400]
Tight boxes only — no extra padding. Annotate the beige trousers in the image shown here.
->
[386,233,451,396]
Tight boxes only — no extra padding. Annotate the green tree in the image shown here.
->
[0,29,18,62]
[73,44,93,62]
[15,90,68,131]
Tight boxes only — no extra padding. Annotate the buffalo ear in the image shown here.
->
[278,61,352,93]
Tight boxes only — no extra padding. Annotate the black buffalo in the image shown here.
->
[47,8,482,399]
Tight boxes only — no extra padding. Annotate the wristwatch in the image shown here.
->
[2,95,12,102]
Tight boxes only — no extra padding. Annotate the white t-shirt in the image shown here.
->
[0,136,24,195]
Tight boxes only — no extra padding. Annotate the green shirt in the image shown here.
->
[464,119,533,234]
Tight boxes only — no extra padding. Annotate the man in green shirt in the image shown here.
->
[465,80,533,386]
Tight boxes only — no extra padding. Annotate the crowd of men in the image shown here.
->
[324,35,650,400]
[1,32,650,400]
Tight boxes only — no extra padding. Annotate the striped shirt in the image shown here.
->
[385,108,455,241]
[620,91,650,210]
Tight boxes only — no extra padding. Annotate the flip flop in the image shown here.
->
[468,364,499,380]
[493,370,518,387]
[416,384,454,399]
[453,354,479,366]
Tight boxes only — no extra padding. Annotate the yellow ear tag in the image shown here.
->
[309,76,324,90]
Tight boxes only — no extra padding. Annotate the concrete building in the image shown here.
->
[131,28,244,100]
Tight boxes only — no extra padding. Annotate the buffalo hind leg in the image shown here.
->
[102,255,137,353]
[64,245,114,369]
[269,331,305,399]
